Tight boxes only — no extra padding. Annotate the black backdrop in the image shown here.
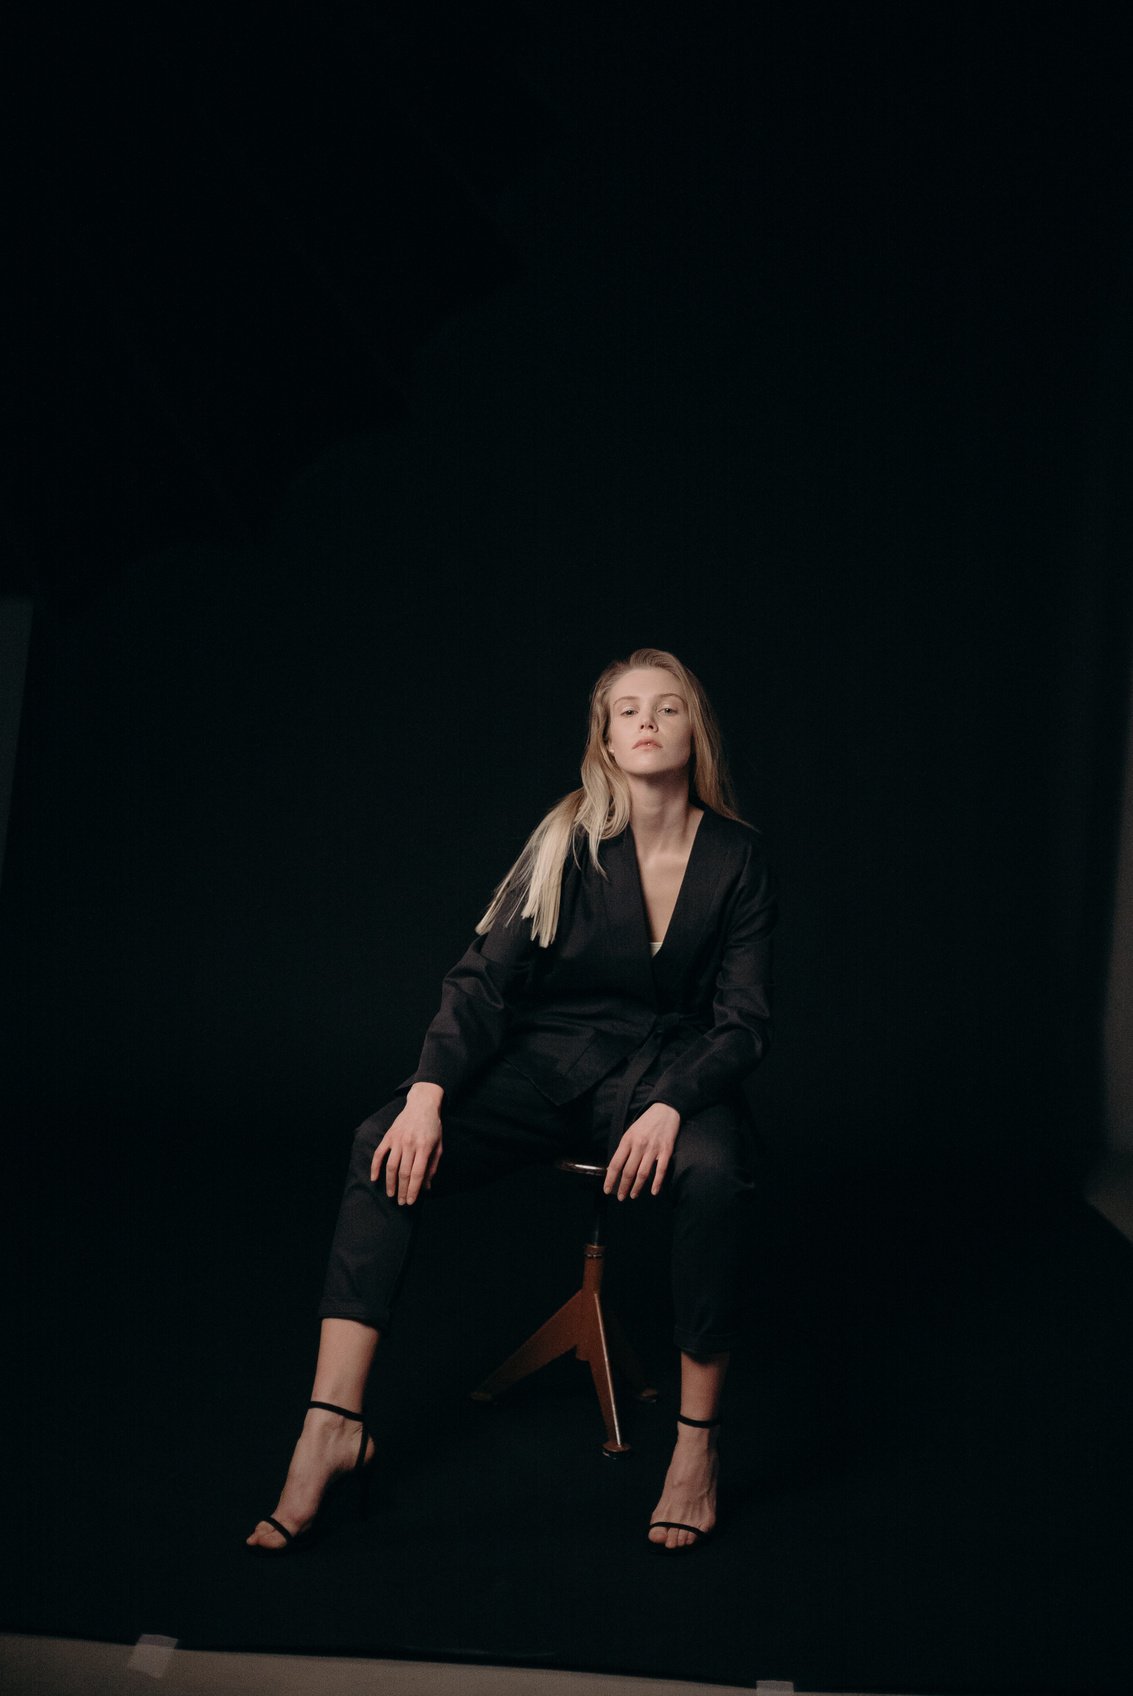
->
[3,5,1133,1685]
[4,1,1130,1169]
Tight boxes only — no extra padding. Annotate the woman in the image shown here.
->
[247,647,776,1554]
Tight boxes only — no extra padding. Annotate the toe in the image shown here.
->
[247,1519,287,1549]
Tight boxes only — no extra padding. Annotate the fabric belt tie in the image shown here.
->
[609,1011,695,1142]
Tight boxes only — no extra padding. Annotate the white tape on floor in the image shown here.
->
[127,1635,179,1678]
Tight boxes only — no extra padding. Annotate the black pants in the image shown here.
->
[318,1054,755,1356]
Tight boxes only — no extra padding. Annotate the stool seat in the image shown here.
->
[470,1157,658,1453]
[554,1157,607,1181]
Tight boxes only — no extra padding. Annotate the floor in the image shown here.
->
[0,1637,784,1696]
[5,1137,1133,1696]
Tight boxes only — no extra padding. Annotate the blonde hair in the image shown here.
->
[477,647,744,947]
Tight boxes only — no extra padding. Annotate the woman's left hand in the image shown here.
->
[604,1102,681,1199]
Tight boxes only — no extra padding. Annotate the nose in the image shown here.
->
[638,711,657,730]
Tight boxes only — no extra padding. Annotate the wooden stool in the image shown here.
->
[470,1158,658,1453]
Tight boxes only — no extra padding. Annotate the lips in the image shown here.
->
[633,739,661,749]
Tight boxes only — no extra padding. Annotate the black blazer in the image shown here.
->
[413,808,776,1127]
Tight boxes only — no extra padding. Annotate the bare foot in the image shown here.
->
[647,1421,718,1549]
[246,1406,374,1549]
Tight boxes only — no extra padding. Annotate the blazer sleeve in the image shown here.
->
[646,845,777,1120]
[413,904,538,1099]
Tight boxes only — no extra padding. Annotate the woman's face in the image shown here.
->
[605,667,693,780]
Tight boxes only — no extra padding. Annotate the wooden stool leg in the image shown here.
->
[574,1242,631,1453]
[579,1289,631,1454]
[469,1185,652,1453]
[470,1289,582,1402]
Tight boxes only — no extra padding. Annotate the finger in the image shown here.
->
[603,1145,626,1195]
[404,1146,430,1207]
[607,1146,634,1196]
[385,1145,402,1199]
[617,1148,643,1201]
[650,1153,670,1196]
[371,1136,391,1185]
[425,1142,443,1188]
[630,1154,656,1199]
[397,1148,416,1206]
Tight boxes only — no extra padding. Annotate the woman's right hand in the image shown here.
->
[371,1082,444,1206]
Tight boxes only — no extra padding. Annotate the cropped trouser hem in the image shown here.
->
[316,1302,385,1331]
[672,1328,740,1357]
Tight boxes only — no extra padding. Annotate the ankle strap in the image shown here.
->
[677,1412,720,1429]
[308,1400,364,1422]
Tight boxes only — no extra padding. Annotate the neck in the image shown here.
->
[626,775,699,851]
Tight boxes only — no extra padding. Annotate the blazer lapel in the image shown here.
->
[650,807,728,995]
[599,826,659,1008]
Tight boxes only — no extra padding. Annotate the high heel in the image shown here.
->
[647,1412,720,1552]
[249,1400,372,1555]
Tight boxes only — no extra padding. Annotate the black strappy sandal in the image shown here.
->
[647,1412,720,1552]
[249,1400,372,1555]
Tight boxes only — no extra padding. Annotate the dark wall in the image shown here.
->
[3,3,1132,1192]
